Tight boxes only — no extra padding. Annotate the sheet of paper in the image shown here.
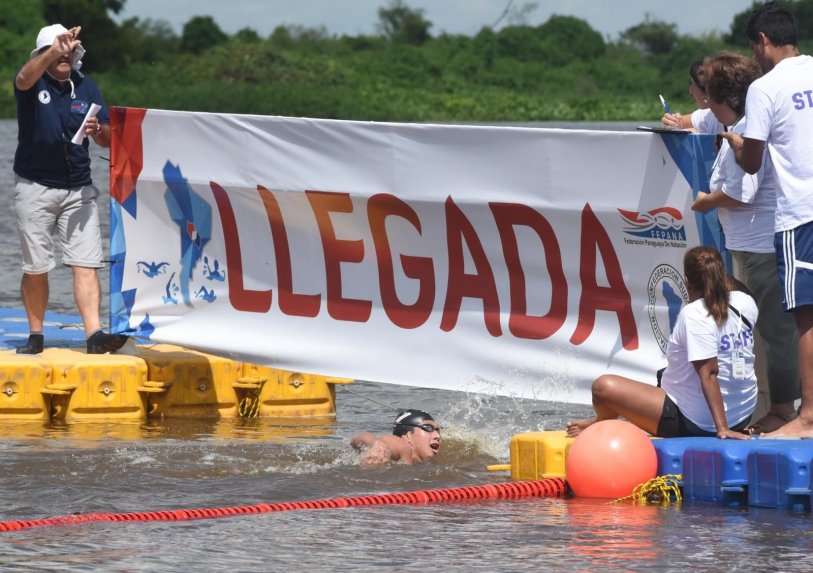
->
[71,103,102,145]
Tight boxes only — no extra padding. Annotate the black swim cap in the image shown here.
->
[392,410,434,436]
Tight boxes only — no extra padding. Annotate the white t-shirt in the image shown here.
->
[743,55,813,232]
[710,117,776,252]
[660,290,758,432]
[691,108,723,134]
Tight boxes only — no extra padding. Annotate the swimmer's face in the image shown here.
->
[407,421,441,461]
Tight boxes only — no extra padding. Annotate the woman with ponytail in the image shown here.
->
[567,246,758,439]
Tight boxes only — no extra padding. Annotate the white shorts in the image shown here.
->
[13,175,104,274]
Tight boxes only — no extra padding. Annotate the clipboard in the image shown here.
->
[636,126,692,134]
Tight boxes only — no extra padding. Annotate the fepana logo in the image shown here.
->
[647,264,689,353]
[38,90,51,104]
[618,207,686,241]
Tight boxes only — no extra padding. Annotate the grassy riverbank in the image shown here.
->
[2,1,812,122]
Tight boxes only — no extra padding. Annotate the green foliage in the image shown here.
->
[234,27,261,44]
[725,1,763,45]
[727,0,813,45]
[621,16,679,55]
[0,2,806,122]
[180,15,228,54]
[495,16,603,66]
[536,15,605,62]
[377,0,432,45]
[0,0,45,69]
[117,17,179,66]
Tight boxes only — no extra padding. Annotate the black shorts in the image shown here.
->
[656,394,751,438]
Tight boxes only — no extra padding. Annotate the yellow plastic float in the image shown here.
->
[487,431,575,480]
[0,344,353,422]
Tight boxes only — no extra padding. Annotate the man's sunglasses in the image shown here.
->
[405,423,441,434]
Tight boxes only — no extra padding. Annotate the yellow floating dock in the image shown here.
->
[0,344,352,422]
[508,431,574,479]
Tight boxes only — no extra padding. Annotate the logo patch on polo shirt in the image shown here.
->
[38,90,50,104]
[71,100,90,114]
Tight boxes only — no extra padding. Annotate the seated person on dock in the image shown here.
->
[351,410,441,466]
[567,246,757,440]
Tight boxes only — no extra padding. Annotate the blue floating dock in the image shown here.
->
[0,307,88,351]
[510,431,813,511]
[653,437,813,511]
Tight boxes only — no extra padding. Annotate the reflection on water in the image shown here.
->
[0,416,339,443]
[1,119,811,571]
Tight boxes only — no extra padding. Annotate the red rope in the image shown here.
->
[0,478,566,532]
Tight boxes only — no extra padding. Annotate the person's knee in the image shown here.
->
[591,375,617,399]
[21,272,48,289]
[71,265,100,283]
[794,306,813,334]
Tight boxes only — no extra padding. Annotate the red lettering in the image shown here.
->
[257,186,320,317]
[210,182,272,313]
[441,197,501,336]
[570,203,638,349]
[490,202,567,340]
[368,193,434,328]
[306,190,372,322]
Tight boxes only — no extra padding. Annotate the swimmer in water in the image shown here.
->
[351,410,441,466]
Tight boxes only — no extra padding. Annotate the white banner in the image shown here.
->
[108,109,718,403]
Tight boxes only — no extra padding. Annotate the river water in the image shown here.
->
[1,118,812,572]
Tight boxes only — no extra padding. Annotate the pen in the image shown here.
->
[659,94,673,115]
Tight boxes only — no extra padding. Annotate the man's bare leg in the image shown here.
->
[72,265,129,354]
[17,272,49,353]
[72,265,101,336]
[764,306,813,437]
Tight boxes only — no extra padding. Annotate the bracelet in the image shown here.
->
[95,123,101,135]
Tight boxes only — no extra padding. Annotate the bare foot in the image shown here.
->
[566,417,597,437]
[745,410,797,434]
[761,415,813,438]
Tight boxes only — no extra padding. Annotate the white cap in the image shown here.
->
[30,24,85,71]
[30,24,69,58]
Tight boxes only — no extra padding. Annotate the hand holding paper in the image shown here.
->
[71,103,102,145]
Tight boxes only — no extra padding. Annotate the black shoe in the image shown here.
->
[87,331,129,354]
[16,334,44,354]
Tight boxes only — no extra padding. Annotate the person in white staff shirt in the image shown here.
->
[723,1,813,437]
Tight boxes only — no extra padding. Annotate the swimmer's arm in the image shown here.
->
[351,432,378,451]
[691,190,745,213]
[360,439,395,467]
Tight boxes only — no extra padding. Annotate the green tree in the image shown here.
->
[377,0,432,45]
[0,0,46,67]
[726,0,813,46]
[656,35,727,104]
[234,27,260,43]
[536,15,605,62]
[118,17,179,66]
[473,27,497,70]
[496,16,603,65]
[620,16,679,55]
[180,15,228,54]
[496,25,543,61]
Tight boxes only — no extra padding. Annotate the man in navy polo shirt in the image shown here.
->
[13,24,127,354]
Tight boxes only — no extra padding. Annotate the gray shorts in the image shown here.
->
[13,175,104,274]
